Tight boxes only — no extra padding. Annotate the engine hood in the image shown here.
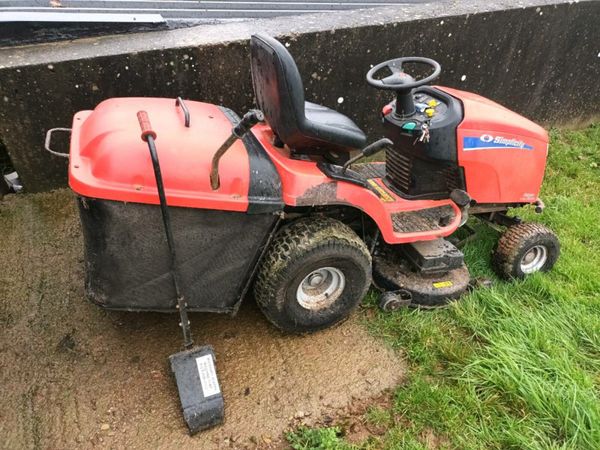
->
[438,86,549,204]
[438,86,548,143]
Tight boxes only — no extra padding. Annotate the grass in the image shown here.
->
[286,124,600,449]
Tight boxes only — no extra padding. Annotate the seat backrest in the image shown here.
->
[250,34,306,146]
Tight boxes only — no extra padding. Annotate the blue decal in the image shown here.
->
[463,134,534,151]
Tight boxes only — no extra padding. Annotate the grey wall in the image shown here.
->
[0,0,599,192]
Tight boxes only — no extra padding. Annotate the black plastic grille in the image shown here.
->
[386,151,412,192]
[385,150,464,198]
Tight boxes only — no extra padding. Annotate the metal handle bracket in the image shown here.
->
[176,97,191,127]
[44,127,71,158]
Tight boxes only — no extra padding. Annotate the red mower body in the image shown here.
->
[67,71,550,314]
[443,87,549,204]
[69,97,462,245]
[70,98,252,212]
[70,90,547,246]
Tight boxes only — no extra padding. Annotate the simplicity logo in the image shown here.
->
[463,134,534,151]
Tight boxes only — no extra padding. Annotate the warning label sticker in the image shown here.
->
[195,354,221,398]
[367,179,395,202]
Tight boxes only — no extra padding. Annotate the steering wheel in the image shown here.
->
[366,57,441,117]
[366,57,441,90]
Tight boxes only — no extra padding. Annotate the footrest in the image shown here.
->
[351,162,386,180]
[391,205,456,233]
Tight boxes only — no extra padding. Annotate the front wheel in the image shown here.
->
[493,222,560,279]
[253,217,372,334]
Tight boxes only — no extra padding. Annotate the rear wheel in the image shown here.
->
[253,217,371,333]
[493,222,560,279]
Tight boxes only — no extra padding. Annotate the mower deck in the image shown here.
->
[373,241,470,307]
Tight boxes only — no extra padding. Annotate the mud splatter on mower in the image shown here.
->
[47,34,559,433]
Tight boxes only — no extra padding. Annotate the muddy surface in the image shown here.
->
[0,190,405,449]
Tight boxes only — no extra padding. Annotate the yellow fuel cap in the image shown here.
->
[425,108,435,118]
[427,99,438,107]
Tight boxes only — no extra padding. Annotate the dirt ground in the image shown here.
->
[0,190,405,449]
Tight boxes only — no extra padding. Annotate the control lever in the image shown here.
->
[210,109,264,190]
[342,138,393,174]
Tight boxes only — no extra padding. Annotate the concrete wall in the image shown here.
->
[0,0,598,192]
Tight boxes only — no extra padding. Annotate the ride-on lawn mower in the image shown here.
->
[47,34,559,433]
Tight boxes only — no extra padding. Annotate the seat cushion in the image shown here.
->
[302,102,367,151]
[250,34,366,157]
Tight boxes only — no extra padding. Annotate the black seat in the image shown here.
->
[250,34,367,161]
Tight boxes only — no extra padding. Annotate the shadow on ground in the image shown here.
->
[0,190,404,449]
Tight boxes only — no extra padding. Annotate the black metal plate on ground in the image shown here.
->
[391,204,455,233]
[169,346,224,435]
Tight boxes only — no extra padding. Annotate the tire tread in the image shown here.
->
[493,222,559,279]
[253,216,371,332]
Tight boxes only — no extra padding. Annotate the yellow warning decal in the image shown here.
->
[433,280,453,289]
[367,179,395,203]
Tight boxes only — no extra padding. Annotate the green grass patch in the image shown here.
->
[287,427,354,450]
[286,124,600,449]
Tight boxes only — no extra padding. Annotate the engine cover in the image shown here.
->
[381,86,549,205]
[446,86,549,204]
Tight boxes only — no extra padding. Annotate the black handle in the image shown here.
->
[361,138,393,157]
[175,97,190,127]
[136,110,193,349]
[342,138,393,173]
[210,109,265,190]
[233,109,264,138]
